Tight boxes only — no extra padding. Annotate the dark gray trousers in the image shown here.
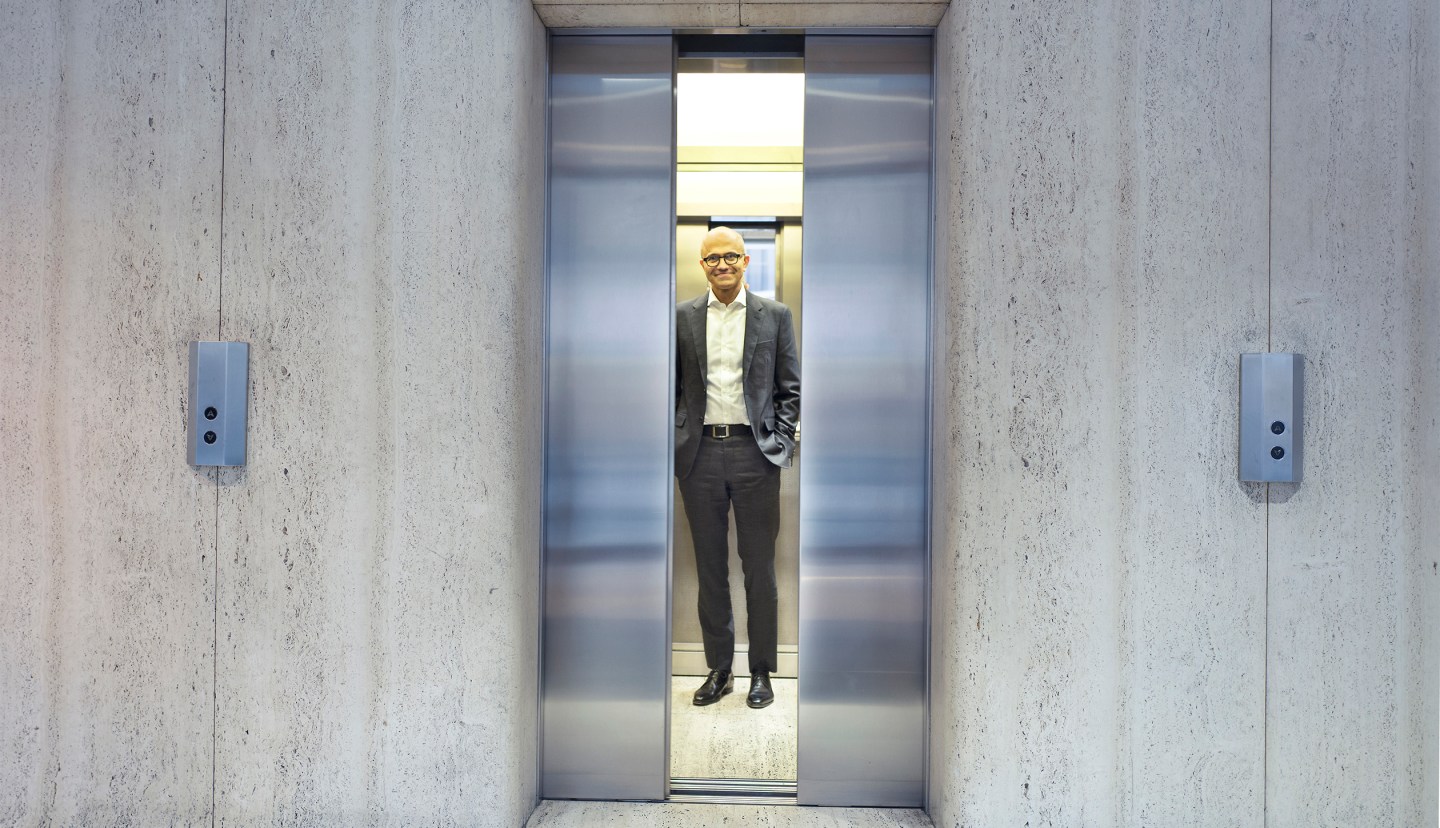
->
[677,432,780,675]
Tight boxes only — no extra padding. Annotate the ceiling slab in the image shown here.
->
[534,0,944,28]
[536,3,740,27]
[532,0,724,4]
[741,2,946,26]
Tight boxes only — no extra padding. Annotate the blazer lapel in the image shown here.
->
[689,295,709,382]
[743,291,763,374]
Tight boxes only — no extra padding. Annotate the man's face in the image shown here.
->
[700,230,749,298]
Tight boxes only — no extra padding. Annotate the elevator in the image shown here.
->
[541,31,933,808]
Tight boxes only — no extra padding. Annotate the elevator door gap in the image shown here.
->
[671,43,805,788]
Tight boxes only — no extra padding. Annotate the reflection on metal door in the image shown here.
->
[798,35,932,807]
[541,35,674,801]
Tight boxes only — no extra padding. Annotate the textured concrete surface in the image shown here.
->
[740,3,945,27]
[0,1,224,824]
[214,0,545,825]
[537,3,739,28]
[929,0,1271,824]
[5,0,1436,824]
[527,800,933,827]
[1266,0,1439,823]
[532,0,945,28]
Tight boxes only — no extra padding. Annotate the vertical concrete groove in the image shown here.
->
[213,1,230,825]
[217,0,229,344]
[212,474,219,828]
[39,9,72,821]
[1262,0,1274,823]
[1266,0,1273,355]
[37,12,64,819]
[1263,483,1270,826]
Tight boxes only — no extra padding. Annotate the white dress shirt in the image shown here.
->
[703,287,748,425]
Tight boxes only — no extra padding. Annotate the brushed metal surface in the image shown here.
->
[797,35,932,807]
[1239,353,1305,482]
[542,35,675,801]
[187,341,249,467]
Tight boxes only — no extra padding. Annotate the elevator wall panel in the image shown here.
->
[543,35,675,802]
[798,35,932,808]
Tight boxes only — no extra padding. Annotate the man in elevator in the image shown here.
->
[675,226,800,710]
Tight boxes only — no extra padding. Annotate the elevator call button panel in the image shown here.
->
[188,341,249,466]
[1239,352,1303,483]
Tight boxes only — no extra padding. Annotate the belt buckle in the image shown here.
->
[713,424,730,439]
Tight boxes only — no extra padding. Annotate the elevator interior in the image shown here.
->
[542,32,932,807]
[670,53,805,785]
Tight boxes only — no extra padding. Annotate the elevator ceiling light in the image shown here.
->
[676,171,802,218]
[677,73,804,149]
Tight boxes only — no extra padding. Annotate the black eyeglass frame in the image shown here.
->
[701,252,745,267]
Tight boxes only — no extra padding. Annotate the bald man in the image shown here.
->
[675,227,800,709]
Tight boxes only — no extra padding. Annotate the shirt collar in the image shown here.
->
[706,287,747,310]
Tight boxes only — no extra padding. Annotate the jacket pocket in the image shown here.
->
[676,409,687,427]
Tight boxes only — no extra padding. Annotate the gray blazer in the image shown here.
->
[675,290,800,479]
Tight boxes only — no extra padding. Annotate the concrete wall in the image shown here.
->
[5,1,1435,824]
[1,1,224,823]
[1266,0,1438,821]
[931,0,1437,826]
[1,0,547,824]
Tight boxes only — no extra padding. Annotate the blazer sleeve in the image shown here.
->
[675,306,687,420]
[773,304,800,439]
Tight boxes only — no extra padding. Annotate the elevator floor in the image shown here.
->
[526,800,934,827]
[670,676,797,779]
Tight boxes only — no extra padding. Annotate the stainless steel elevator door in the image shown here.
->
[798,35,933,807]
[542,35,675,802]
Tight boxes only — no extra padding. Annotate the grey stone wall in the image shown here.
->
[1266,0,1438,821]
[1,0,547,824]
[4,0,1434,823]
[0,1,225,823]
[930,0,1438,824]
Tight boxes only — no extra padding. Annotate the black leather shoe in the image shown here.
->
[693,670,733,706]
[746,671,774,709]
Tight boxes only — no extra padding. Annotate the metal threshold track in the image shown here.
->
[669,778,798,805]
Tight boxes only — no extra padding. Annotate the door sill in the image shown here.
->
[668,777,798,805]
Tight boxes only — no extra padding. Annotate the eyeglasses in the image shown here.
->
[702,252,744,267]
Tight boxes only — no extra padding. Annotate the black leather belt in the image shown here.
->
[703,424,751,439]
